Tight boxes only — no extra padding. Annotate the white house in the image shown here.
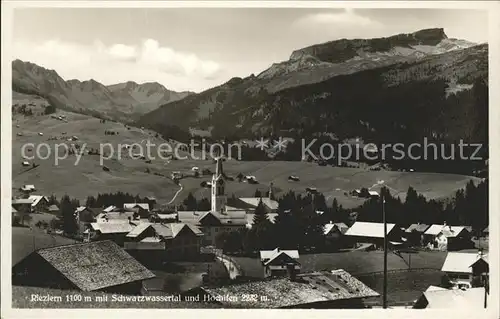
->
[28,195,49,212]
[424,224,472,251]
[441,252,489,284]
[260,248,301,278]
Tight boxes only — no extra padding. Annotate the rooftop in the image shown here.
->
[90,222,135,234]
[12,198,34,205]
[124,203,150,211]
[441,252,488,273]
[405,224,430,233]
[28,195,48,207]
[200,269,379,308]
[324,223,349,235]
[126,222,203,239]
[425,225,468,237]
[34,240,155,291]
[238,198,279,210]
[421,287,488,309]
[178,210,247,226]
[344,222,396,238]
[260,248,300,262]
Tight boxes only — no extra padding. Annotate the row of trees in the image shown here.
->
[84,192,151,209]
[356,179,488,234]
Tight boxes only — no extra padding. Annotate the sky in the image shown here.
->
[12,8,489,93]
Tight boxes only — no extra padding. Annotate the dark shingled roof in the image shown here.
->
[405,224,430,233]
[200,269,379,308]
[35,240,155,291]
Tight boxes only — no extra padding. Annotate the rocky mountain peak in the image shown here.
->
[289,28,449,64]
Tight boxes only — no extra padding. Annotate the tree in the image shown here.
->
[359,188,370,198]
[85,196,97,207]
[237,173,244,182]
[44,104,56,115]
[61,195,78,235]
[254,189,262,198]
[252,199,270,226]
[12,215,21,226]
[183,192,197,211]
[47,194,59,207]
[198,197,211,211]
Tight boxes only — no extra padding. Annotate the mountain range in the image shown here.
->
[136,28,488,147]
[12,60,193,122]
[12,28,488,150]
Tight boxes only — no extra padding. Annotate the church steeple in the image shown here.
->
[211,157,227,212]
[215,156,224,178]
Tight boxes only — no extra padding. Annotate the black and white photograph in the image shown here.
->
[1,1,499,317]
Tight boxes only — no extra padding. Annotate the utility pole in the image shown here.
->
[383,192,388,309]
[484,274,488,308]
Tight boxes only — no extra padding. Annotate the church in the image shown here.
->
[177,157,278,247]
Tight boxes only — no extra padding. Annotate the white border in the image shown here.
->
[1,1,499,319]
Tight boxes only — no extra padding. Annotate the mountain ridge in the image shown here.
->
[137,28,487,149]
[11,59,194,122]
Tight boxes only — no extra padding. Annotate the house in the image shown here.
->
[368,190,379,197]
[483,227,489,237]
[323,223,349,250]
[75,207,102,234]
[20,184,36,193]
[103,205,117,213]
[413,287,488,309]
[145,196,157,210]
[12,240,155,295]
[183,269,379,308]
[12,198,33,215]
[441,252,489,284]
[177,210,247,247]
[344,221,400,249]
[47,204,60,215]
[352,189,379,198]
[470,255,489,283]
[95,210,140,223]
[424,224,473,251]
[260,248,300,278]
[28,195,49,213]
[150,212,177,223]
[235,197,279,214]
[325,223,349,235]
[404,223,430,247]
[123,203,151,218]
[88,221,137,246]
[124,222,204,261]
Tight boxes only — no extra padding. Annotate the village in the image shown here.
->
[11,157,490,309]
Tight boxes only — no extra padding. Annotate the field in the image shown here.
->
[12,110,481,208]
[12,226,77,265]
[234,250,447,277]
[359,270,444,306]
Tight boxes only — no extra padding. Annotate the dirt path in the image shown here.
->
[167,183,184,205]
[217,255,242,280]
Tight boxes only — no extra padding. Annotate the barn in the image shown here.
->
[12,240,155,295]
[344,221,402,249]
